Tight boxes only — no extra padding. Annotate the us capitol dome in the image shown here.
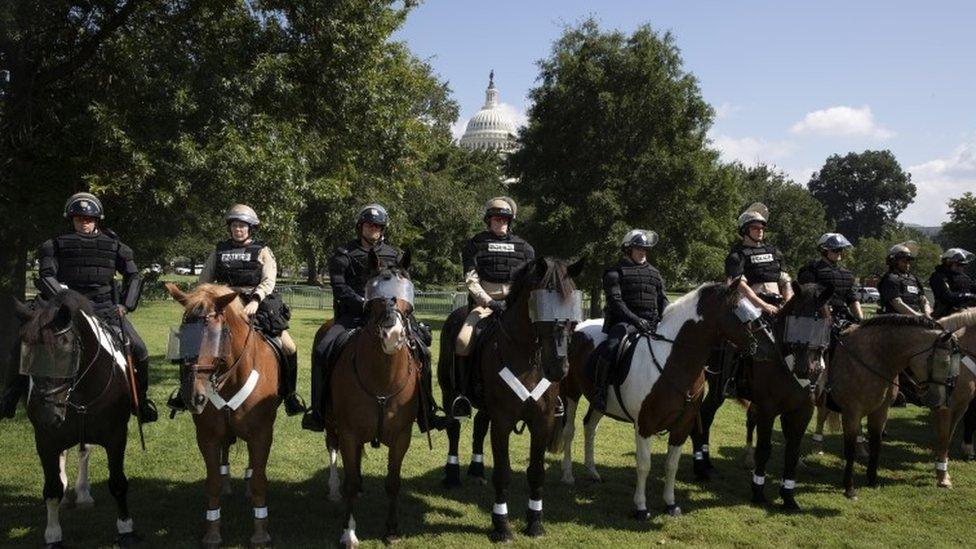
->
[459,71,518,153]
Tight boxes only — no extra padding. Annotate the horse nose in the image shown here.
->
[194,394,207,407]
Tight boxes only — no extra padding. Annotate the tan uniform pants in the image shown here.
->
[456,280,510,356]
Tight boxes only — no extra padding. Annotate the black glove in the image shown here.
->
[636,318,653,334]
[487,300,507,315]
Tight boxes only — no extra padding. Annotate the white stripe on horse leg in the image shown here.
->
[561,398,578,484]
[584,408,604,481]
[45,498,62,544]
[58,451,68,494]
[633,431,652,512]
[663,444,682,506]
[328,448,341,502]
[75,446,94,505]
[339,516,359,546]
[117,517,134,534]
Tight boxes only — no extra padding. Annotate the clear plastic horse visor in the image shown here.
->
[20,338,80,378]
[734,299,762,323]
[165,322,230,360]
[784,316,831,348]
[365,274,415,305]
[528,290,584,323]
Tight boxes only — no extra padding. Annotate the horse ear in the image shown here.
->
[400,249,411,271]
[214,292,239,312]
[567,255,587,279]
[53,303,73,329]
[164,282,188,306]
[13,298,33,322]
[534,256,549,277]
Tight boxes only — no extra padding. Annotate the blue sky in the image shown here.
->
[396,0,976,225]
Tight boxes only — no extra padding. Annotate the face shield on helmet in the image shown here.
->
[941,248,974,265]
[887,241,919,261]
[64,193,104,220]
[817,233,853,252]
[737,203,769,235]
[484,196,517,223]
[620,229,659,251]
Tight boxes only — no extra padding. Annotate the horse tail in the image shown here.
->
[546,414,566,454]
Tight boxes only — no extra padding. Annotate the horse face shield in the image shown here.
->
[167,317,231,413]
[783,315,830,379]
[20,327,80,428]
[529,290,583,381]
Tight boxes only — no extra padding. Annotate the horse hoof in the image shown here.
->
[489,530,513,543]
[633,509,651,521]
[561,474,575,485]
[384,534,401,545]
[441,477,462,489]
[116,532,142,546]
[249,536,272,548]
[663,504,682,517]
[844,489,858,500]
[46,543,65,549]
[780,495,800,512]
[585,468,603,483]
[523,521,545,538]
[938,479,953,489]
[467,462,486,480]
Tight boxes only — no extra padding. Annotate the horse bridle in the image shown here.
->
[837,328,961,397]
[182,311,255,393]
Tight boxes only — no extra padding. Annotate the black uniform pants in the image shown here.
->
[310,313,363,416]
[602,322,637,365]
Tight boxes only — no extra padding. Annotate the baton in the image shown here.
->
[119,309,146,451]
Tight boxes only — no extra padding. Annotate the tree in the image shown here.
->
[509,19,740,299]
[848,227,942,281]
[733,164,830,274]
[808,150,916,243]
[941,192,976,257]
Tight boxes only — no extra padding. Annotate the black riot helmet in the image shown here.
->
[356,203,389,232]
[620,229,659,252]
[64,192,104,220]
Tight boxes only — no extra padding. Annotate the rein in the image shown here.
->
[190,313,256,395]
[350,330,416,449]
[835,329,959,394]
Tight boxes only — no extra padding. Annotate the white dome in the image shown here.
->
[459,71,518,152]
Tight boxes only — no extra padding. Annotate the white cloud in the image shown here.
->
[715,102,742,120]
[900,137,976,225]
[710,133,797,164]
[790,106,894,139]
[786,166,817,186]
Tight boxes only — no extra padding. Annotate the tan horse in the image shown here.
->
[165,283,281,548]
[826,313,974,499]
[931,309,976,487]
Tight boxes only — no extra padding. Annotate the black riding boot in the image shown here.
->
[0,374,28,419]
[281,353,306,416]
[135,359,158,423]
[417,358,451,433]
[449,356,473,419]
[167,385,186,417]
[592,355,611,412]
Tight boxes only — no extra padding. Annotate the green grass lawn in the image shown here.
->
[1,301,973,548]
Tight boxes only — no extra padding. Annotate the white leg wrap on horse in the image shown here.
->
[447,455,459,465]
[472,454,484,463]
[935,460,948,472]
[206,508,221,522]
[220,465,229,475]
[857,435,866,444]
[254,507,268,519]
[340,516,359,546]
[245,468,253,480]
[58,452,68,492]
[528,499,542,512]
[812,433,824,442]
[45,498,62,543]
[117,517,134,534]
[693,451,703,460]
[493,502,508,515]
[782,479,796,490]
[753,474,765,485]
[701,444,709,453]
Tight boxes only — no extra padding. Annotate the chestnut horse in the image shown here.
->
[561,280,758,518]
[826,313,975,499]
[15,291,137,547]
[165,283,281,548]
[324,253,422,547]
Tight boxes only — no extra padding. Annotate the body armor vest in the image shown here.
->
[730,243,782,284]
[340,240,401,298]
[615,260,663,322]
[878,271,924,313]
[931,266,974,316]
[213,240,266,289]
[54,232,119,303]
[471,232,531,284]
[801,259,855,314]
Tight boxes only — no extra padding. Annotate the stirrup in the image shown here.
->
[283,393,307,416]
[450,395,472,421]
[553,395,565,418]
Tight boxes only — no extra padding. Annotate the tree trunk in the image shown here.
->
[0,241,28,385]
[589,284,602,318]
[304,243,321,286]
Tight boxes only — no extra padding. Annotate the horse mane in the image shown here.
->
[938,308,976,333]
[859,314,943,330]
[505,258,576,307]
[183,283,245,320]
[21,290,93,345]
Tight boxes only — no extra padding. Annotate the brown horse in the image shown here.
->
[826,313,973,499]
[15,291,138,547]
[165,282,281,548]
[689,282,833,509]
[324,253,421,547]
[561,280,759,519]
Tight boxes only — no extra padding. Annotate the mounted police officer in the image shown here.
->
[929,248,975,319]
[1,193,157,422]
[797,233,864,323]
[878,241,932,317]
[592,229,668,412]
[450,197,535,418]
[168,204,305,416]
[304,204,449,433]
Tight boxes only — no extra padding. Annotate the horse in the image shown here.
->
[698,283,833,509]
[560,280,759,519]
[14,291,138,547]
[826,313,975,499]
[164,282,281,548]
[324,250,423,547]
[930,309,976,485]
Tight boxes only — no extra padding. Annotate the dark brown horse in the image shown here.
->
[323,253,422,547]
[561,280,759,518]
[15,291,138,547]
[165,282,281,548]
[827,313,973,499]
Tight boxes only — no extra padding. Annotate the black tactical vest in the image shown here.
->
[340,240,401,297]
[729,243,782,284]
[931,266,974,315]
[471,232,531,284]
[801,259,855,312]
[616,260,663,321]
[54,232,119,303]
[213,240,266,288]
[878,271,924,313]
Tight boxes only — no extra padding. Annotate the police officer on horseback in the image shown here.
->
[929,248,976,319]
[797,233,864,323]
[168,204,306,416]
[592,229,668,412]
[2,193,157,422]
[304,204,449,433]
[878,241,932,317]
[450,197,535,418]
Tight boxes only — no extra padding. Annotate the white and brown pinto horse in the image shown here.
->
[165,282,281,548]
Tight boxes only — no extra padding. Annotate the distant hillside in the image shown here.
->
[904,223,941,239]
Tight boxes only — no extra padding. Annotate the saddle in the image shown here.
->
[262,334,289,376]
[463,314,500,409]
[588,332,641,388]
